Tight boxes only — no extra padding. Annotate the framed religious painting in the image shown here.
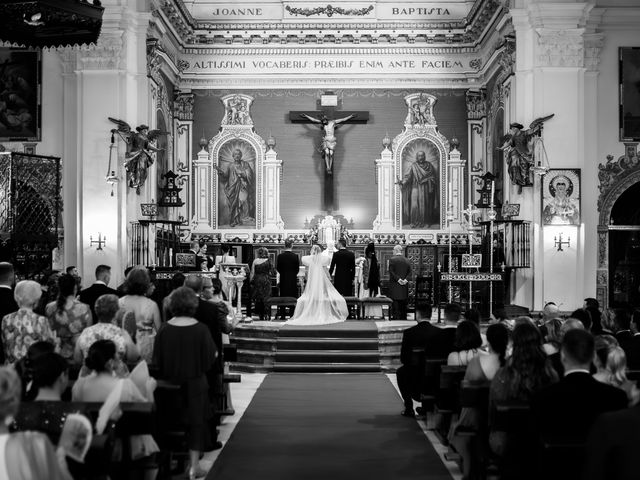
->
[541,169,581,226]
[620,47,640,141]
[0,48,41,142]
[400,138,441,229]
[216,139,257,228]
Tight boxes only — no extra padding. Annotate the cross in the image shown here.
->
[289,95,368,212]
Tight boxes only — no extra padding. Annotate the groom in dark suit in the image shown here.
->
[79,264,117,321]
[329,238,355,297]
[276,238,300,318]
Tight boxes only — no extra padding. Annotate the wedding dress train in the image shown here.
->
[285,252,348,326]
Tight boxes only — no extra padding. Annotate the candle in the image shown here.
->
[490,181,495,206]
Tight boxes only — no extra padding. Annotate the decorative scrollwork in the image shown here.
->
[285,4,374,17]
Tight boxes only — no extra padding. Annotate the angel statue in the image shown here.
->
[108,117,168,194]
[498,114,554,193]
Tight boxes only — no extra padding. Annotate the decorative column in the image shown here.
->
[173,91,194,225]
[448,140,466,228]
[466,89,486,208]
[262,135,285,230]
[193,141,212,232]
[373,135,395,230]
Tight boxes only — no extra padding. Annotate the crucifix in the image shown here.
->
[289,92,369,212]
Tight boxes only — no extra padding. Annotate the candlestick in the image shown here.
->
[490,180,495,206]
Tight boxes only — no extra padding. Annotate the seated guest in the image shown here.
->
[531,329,628,480]
[0,366,72,479]
[542,318,562,355]
[593,342,639,405]
[450,323,510,479]
[584,297,603,334]
[14,341,56,400]
[614,308,633,344]
[45,273,92,361]
[582,402,640,480]
[119,266,161,363]
[78,264,117,321]
[72,339,159,475]
[2,280,57,364]
[447,320,484,366]
[443,302,462,323]
[30,352,69,401]
[74,294,139,377]
[153,287,217,479]
[541,302,559,323]
[489,322,558,457]
[396,303,455,417]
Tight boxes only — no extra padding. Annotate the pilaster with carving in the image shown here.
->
[373,137,395,231]
[448,142,466,227]
[173,92,194,231]
[466,89,486,209]
[263,137,285,230]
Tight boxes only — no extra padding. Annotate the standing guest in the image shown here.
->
[161,272,186,322]
[65,265,82,293]
[584,297,603,334]
[569,308,592,331]
[0,262,18,364]
[542,318,563,355]
[215,244,236,302]
[14,341,55,400]
[250,247,273,321]
[29,352,69,402]
[119,266,161,363]
[2,281,57,364]
[388,245,412,320]
[541,302,560,323]
[276,239,300,318]
[447,320,484,366]
[614,308,635,366]
[78,264,117,321]
[329,238,356,297]
[593,343,639,405]
[116,266,135,297]
[357,242,381,318]
[45,274,92,361]
[396,303,456,417]
[201,276,215,301]
[74,294,139,377]
[34,270,61,316]
[548,318,585,378]
[626,310,640,369]
[583,402,640,480]
[531,330,628,480]
[154,287,217,479]
[489,322,557,457]
[0,367,72,479]
[450,323,510,480]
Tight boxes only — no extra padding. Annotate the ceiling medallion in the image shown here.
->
[0,0,104,49]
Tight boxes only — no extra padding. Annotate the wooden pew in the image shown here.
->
[492,402,537,480]
[418,357,448,414]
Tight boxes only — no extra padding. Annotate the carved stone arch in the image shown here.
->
[596,165,640,307]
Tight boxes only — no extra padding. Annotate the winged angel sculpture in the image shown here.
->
[108,117,168,194]
[498,114,554,192]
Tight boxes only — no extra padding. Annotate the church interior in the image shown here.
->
[0,0,640,479]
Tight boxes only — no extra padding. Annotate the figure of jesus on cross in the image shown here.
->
[299,113,356,174]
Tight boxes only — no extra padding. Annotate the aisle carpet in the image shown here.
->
[206,373,452,480]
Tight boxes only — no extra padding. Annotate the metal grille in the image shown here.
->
[0,152,62,279]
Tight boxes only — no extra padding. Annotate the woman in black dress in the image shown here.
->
[250,247,273,320]
[153,287,217,479]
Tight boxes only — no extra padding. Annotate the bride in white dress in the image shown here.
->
[286,245,349,325]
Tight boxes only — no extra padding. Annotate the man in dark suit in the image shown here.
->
[184,274,232,450]
[0,262,18,364]
[583,403,640,480]
[79,264,117,321]
[531,329,627,479]
[329,238,355,297]
[396,303,456,417]
[388,245,412,320]
[276,238,300,318]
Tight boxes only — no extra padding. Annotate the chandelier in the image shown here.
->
[0,1,104,49]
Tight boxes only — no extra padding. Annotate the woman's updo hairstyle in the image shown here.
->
[85,339,117,373]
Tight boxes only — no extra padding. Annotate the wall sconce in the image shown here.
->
[90,233,106,251]
[554,232,570,251]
